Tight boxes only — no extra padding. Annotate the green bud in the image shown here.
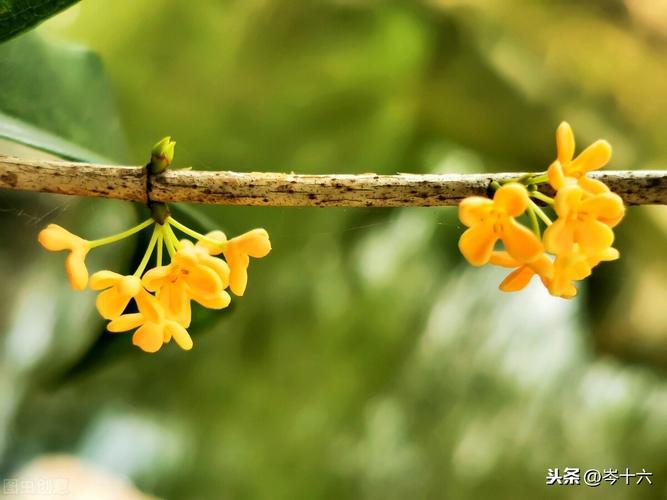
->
[150,136,176,174]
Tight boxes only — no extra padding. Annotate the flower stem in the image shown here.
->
[134,225,160,277]
[89,219,154,249]
[530,191,554,205]
[528,199,552,226]
[165,223,182,251]
[526,204,540,238]
[526,173,548,185]
[164,228,176,258]
[156,226,164,267]
[167,217,226,249]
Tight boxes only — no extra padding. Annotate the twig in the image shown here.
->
[1,155,666,207]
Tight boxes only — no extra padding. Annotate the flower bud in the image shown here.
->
[149,136,176,174]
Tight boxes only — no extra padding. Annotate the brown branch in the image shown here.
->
[1,155,666,207]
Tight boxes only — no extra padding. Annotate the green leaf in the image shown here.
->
[0,0,80,43]
[0,110,111,162]
[0,32,128,162]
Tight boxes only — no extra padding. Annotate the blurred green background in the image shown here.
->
[1,0,667,498]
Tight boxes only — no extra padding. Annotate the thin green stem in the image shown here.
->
[528,199,552,226]
[164,229,176,258]
[531,191,554,205]
[167,216,226,249]
[526,173,548,185]
[526,204,540,238]
[89,218,154,249]
[156,226,164,267]
[134,225,159,277]
[165,223,182,251]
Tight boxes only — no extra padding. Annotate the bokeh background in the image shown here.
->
[1,0,667,498]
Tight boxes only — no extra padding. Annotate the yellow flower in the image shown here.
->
[547,122,612,194]
[490,246,618,298]
[221,229,272,296]
[142,241,231,326]
[547,246,619,298]
[106,288,192,353]
[38,224,90,291]
[543,184,625,257]
[489,251,553,293]
[458,183,543,267]
[89,271,142,319]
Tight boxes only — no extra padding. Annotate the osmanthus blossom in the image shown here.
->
[107,286,193,353]
[38,138,272,353]
[458,122,626,298]
[547,121,612,194]
[39,217,271,353]
[458,183,543,267]
[543,184,624,257]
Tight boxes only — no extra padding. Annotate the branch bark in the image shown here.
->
[1,155,666,207]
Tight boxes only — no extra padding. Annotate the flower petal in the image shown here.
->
[231,229,271,258]
[135,289,164,324]
[458,224,498,267]
[189,289,232,309]
[183,263,222,296]
[577,175,609,195]
[569,140,611,175]
[489,251,519,268]
[199,254,230,287]
[596,247,620,263]
[96,287,132,319]
[531,255,554,280]
[224,250,251,295]
[547,161,572,191]
[38,224,85,251]
[174,246,199,267]
[499,266,535,292]
[107,313,144,333]
[543,219,574,255]
[554,185,583,218]
[132,323,164,353]
[549,281,578,299]
[580,192,625,227]
[165,321,193,351]
[65,247,89,291]
[458,197,493,227]
[89,270,123,290]
[159,281,191,327]
[556,122,575,165]
[570,257,593,281]
[118,275,142,297]
[575,220,614,256]
[502,219,543,263]
[142,265,173,291]
[494,183,529,217]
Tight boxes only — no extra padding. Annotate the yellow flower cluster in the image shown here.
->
[458,122,625,298]
[39,217,270,352]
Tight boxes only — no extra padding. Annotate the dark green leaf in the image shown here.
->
[0,0,80,43]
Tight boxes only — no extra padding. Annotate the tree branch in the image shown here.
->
[1,155,666,207]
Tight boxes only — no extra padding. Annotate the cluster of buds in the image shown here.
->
[38,138,271,352]
[458,122,625,298]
